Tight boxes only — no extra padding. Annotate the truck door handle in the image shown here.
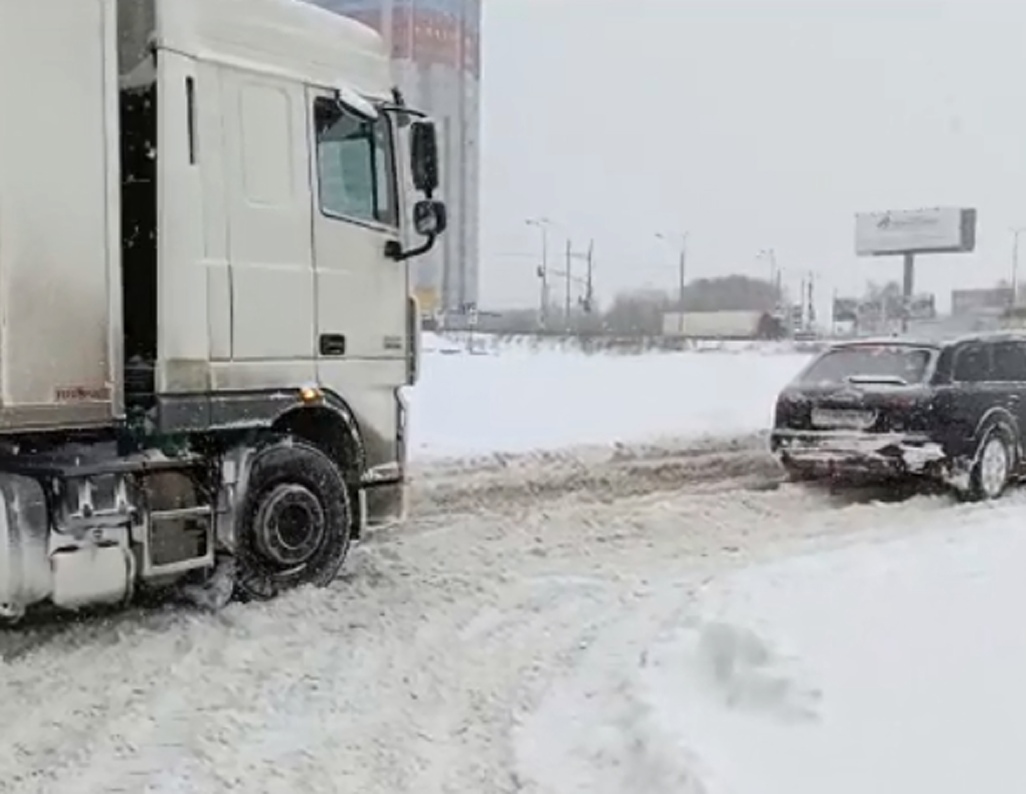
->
[319,334,346,356]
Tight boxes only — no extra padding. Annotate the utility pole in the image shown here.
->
[549,240,595,332]
[583,239,595,312]
[758,248,781,311]
[678,240,687,317]
[799,274,807,331]
[526,218,551,330]
[564,238,572,330]
[807,272,815,328]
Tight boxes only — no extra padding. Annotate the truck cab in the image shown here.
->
[0,0,445,618]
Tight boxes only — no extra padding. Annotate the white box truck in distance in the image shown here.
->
[0,0,447,619]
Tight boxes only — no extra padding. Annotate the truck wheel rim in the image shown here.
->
[254,484,326,567]
[980,437,1009,498]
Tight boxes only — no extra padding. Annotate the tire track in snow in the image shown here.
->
[0,432,928,667]
[407,431,955,520]
[408,432,786,518]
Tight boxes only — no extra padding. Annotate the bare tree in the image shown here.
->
[682,275,779,312]
[602,289,673,335]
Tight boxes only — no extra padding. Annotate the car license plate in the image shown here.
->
[811,408,876,430]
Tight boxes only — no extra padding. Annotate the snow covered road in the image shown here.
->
[2,343,1023,793]
[0,433,980,794]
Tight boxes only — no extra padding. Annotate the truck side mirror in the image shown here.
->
[414,199,447,237]
[410,120,439,194]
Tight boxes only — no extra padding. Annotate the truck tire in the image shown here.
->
[964,425,1017,502]
[234,438,352,601]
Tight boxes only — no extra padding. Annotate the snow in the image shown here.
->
[518,495,1026,793]
[655,500,1026,794]
[408,341,810,458]
[5,340,1025,793]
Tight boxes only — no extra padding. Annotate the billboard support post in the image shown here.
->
[1011,227,1026,307]
[855,207,977,334]
[902,252,915,333]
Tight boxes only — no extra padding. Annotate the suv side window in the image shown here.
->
[953,344,990,382]
[992,341,1026,382]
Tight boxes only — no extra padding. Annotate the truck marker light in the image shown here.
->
[300,386,323,404]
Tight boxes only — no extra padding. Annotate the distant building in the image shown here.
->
[951,287,1013,317]
[307,0,481,317]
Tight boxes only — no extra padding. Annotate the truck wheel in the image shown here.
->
[965,426,1016,502]
[234,439,352,601]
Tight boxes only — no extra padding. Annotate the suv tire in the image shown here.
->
[965,426,1016,502]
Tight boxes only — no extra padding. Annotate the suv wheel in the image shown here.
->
[967,427,1016,501]
[782,459,817,483]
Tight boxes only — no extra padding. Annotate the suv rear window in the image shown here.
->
[798,345,935,385]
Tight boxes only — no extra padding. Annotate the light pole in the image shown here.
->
[526,218,551,329]
[1012,227,1026,306]
[757,248,781,306]
[656,232,688,334]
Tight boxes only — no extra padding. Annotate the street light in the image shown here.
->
[526,218,551,328]
[656,232,688,336]
[757,247,780,293]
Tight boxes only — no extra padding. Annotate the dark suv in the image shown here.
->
[770,333,1026,500]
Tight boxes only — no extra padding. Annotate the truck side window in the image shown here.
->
[953,344,990,382]
[313,97,397,227]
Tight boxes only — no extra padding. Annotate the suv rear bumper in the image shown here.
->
[770,429,947,475]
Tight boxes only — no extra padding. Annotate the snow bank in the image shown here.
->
[429,331,827,357]
[420,331,463,354]
[636,498,1026,793]
[407,346,810,458]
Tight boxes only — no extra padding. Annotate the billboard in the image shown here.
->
[951,287,1013,317]
[855,207,976,256]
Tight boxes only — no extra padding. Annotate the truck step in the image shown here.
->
[0,451,205,480]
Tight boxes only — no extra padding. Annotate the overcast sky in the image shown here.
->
[478,0,1026,313]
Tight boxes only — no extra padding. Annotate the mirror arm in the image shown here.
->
[380,104,427,118]
[385,234,438,262]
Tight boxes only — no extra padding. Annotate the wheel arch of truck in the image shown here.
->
[154,389,367,482]
[271,394,367,486]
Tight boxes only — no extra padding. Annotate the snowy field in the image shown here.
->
[3,340,1026,793]
[408,333,810,458]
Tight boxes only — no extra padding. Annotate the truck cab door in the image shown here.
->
[307,89,407,374]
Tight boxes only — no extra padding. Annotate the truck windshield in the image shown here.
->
[798,345,935,385]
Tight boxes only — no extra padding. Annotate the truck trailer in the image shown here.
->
[661,310,781,340]
[0,0,447,619]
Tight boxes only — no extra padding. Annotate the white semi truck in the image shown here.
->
[0,0,447,619]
